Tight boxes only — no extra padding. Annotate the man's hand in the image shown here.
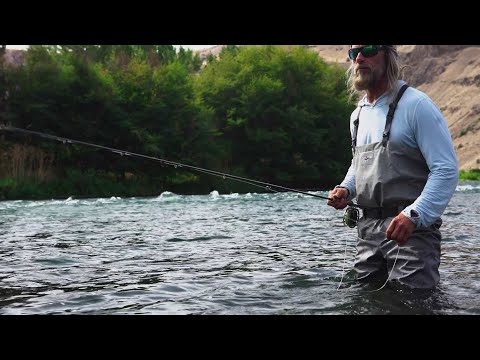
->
[386,213,416,246]
[327,187,350,210]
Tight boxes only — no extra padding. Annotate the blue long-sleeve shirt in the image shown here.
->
[339,81,459,227]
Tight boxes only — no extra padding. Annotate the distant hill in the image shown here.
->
[197,45,480,171]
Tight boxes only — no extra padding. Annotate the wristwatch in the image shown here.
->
[405,209,420,227]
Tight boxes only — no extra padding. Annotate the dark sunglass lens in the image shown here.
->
[348,48,359,60]
[349,46,381,61]
[362,45,378,58]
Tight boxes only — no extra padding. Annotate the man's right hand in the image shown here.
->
[327,187,350,210]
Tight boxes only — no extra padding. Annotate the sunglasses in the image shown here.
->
[348,45,387,61]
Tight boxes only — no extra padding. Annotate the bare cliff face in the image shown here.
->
[198,45,480,171]
[400,45,480,171]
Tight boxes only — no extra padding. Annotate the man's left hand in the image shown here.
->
[386,213,416,246]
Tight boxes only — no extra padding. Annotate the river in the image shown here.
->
[1,182,479,314]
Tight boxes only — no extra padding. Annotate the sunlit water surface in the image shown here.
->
[1,182,479,314]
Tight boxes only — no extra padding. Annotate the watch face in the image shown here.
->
[409,210,419,225]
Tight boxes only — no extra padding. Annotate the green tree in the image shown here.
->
[196,45,354,189]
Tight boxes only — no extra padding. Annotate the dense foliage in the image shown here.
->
[459,169,480,181]
[0,45,355,200]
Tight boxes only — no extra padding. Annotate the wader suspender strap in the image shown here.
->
[351,83,410,154]
[351,106,364,155]
[382,84,409,146]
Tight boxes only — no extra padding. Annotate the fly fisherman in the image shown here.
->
[327,45,458,289]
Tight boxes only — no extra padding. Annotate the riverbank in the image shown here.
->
[459,169,480,181]
[0,175,477,201]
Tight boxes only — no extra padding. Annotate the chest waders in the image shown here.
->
[350,84,442,289]
[343,84,415,227]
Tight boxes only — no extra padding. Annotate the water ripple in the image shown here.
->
[0,187,479,314]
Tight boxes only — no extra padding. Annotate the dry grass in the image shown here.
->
[0,143,55,181]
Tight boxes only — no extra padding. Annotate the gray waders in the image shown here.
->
[352,84,441,289]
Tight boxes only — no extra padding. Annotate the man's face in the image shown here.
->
[350,45,387,91]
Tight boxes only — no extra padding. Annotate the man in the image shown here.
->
[327,45,458,289]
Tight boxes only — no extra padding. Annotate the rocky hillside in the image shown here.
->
[198,45,480,171]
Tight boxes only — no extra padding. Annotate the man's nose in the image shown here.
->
[355,52,365,63]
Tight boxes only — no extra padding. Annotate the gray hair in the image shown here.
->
[346,45,400,102]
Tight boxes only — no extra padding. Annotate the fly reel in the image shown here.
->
[343,206,359,228]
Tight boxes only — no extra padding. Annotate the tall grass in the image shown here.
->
[1,143,55,181]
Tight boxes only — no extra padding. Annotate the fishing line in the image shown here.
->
[1,125,336,200]
[337,230,401,292]
[358,231,400,292]
[337,235,351,290]
[367,246,400,292]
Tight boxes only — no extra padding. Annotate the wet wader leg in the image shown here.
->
[387,221,442,289]
[354,217,388,282]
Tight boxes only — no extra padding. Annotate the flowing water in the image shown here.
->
[1,182,479,315]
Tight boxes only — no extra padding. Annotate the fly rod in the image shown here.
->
[0,125,348,202]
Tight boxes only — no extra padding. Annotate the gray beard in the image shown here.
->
[354,73,375,91]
